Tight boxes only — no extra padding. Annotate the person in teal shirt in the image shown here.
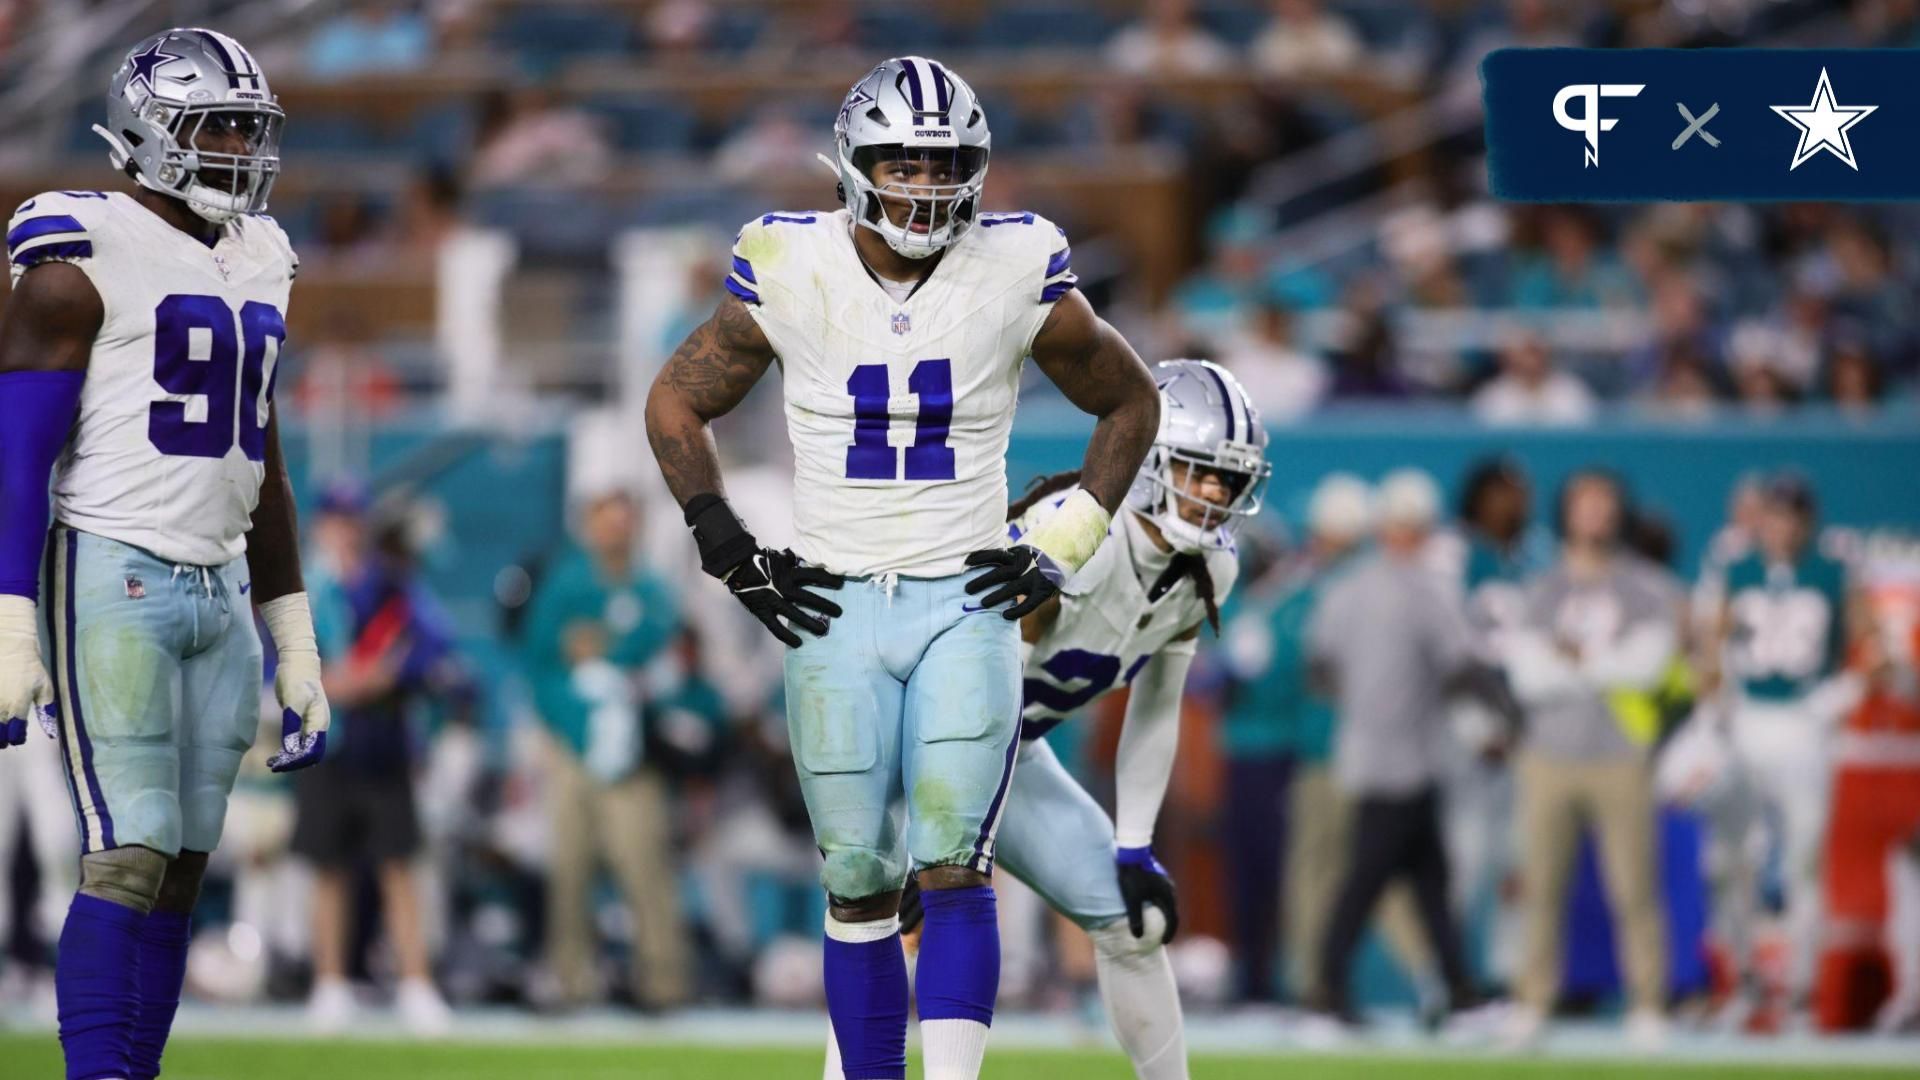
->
[1218,474,1367,1004]
[1710,470,1858,1023]
[521,489,691,1010]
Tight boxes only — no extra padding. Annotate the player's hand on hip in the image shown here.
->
[1115,846,1179,944]
[0,595,56,749]
[682,493,843,649]
[963,545,1065,620]
[726,548,844,649]
[259,593,331,772]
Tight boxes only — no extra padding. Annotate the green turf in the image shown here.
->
[3,1035,1919,1080]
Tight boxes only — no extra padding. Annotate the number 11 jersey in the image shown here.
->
[728,208,1076,579]
[8,190,297,567]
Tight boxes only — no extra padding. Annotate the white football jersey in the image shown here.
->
[728,208,1076,578]
[7,190,297,567]
[1014,489,1239,736]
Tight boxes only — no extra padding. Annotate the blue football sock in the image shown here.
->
[823,915,908,1080]
[128,910,191,1080]
[57,894,146,1080]
[916,885,1000,1027]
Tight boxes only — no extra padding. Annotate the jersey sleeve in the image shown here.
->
[997,212,1077,354]
[1038,223,1077,305]
[7,192,102,286]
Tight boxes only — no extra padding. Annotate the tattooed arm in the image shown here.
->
[1027,290,1161,512]
[644,293,778,507]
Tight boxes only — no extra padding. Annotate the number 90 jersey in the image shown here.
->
[1722,549,1848,702]
[1015,489,1239,739]
[7,190,297,567]
[729,208,1076,579]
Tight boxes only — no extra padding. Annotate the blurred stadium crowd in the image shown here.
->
[3,0,1920,1053]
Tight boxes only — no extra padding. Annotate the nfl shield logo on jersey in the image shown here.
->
[891,311,911,336]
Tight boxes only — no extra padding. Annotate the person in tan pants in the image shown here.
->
[1501,471,1674,1050]
[523,490,691,1010]
[1288,763,1435,1003]
[543,737,689,1009]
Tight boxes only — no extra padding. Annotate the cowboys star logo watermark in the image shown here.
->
[1771,67,1876,171]
[1553,83,1644,167]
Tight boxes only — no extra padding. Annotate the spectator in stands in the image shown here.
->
[1472,327,1597,426]
[1727,322,1805,416]
[471,85,613,189]
[1826,333,1886,413]
[1513,209,1641,312]
[1216,299,1328,421]
[1499,470,1675,1051]
[1639,343,1725,421]
[644,0,716,67]
[523,488,691,1011]
[295,484,467,1037]
[305,0,433,79]
[1823,218,1913,372]
[1308,469,1517,1030]
[1251,0,1364,79]
[1106,0,1235,78]
[1324,305,1411,400]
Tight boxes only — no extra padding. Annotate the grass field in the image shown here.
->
[5,1035,1920,1080]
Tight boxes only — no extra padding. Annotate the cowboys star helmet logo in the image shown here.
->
[126,39,184,97]
[838,83,876,133]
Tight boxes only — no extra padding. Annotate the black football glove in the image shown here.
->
[685,494,844,648]
[1115,846,1179,944]
[963,545,1065,620]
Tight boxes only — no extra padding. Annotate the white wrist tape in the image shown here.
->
[1022,489,1112,575]
[259,592,318,656]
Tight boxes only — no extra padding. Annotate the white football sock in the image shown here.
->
[920,1017,990,1080]
[1091,919,1189,1080]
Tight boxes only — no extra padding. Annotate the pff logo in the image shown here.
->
[1553,83,1645,167]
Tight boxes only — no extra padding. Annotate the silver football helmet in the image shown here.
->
[1127,359,1273,553]
[93,28,283,225]
[821,56,991,260]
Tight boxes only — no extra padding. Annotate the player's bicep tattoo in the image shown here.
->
[660,294,775,421]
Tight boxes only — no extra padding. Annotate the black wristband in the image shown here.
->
[683,494,757,579]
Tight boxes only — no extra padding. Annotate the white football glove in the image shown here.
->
[260,592,331,772]
[0,595,54,749]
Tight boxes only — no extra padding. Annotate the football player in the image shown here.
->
[644,57,1160,1080]
[825,359,1268,1080]
[0,29,329,1080]
[1709,470,1859,1025]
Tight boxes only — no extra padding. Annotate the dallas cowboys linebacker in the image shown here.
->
[0,29,329,1080]
[826,359,1268,1080]
[645,57,1160,1080]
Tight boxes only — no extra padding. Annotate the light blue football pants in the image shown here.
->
[39,527,261,857]
[783,572,1021,902]
[994,736,1129,928]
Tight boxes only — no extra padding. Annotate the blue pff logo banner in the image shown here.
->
[1483,49,1913,201]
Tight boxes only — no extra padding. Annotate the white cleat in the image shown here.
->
[1625,1008,1670,1054]
[307,976,358,1035]
[1440,999,1512,1047]
[1497,1005,1546,1053]
[397,977,454,1038]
